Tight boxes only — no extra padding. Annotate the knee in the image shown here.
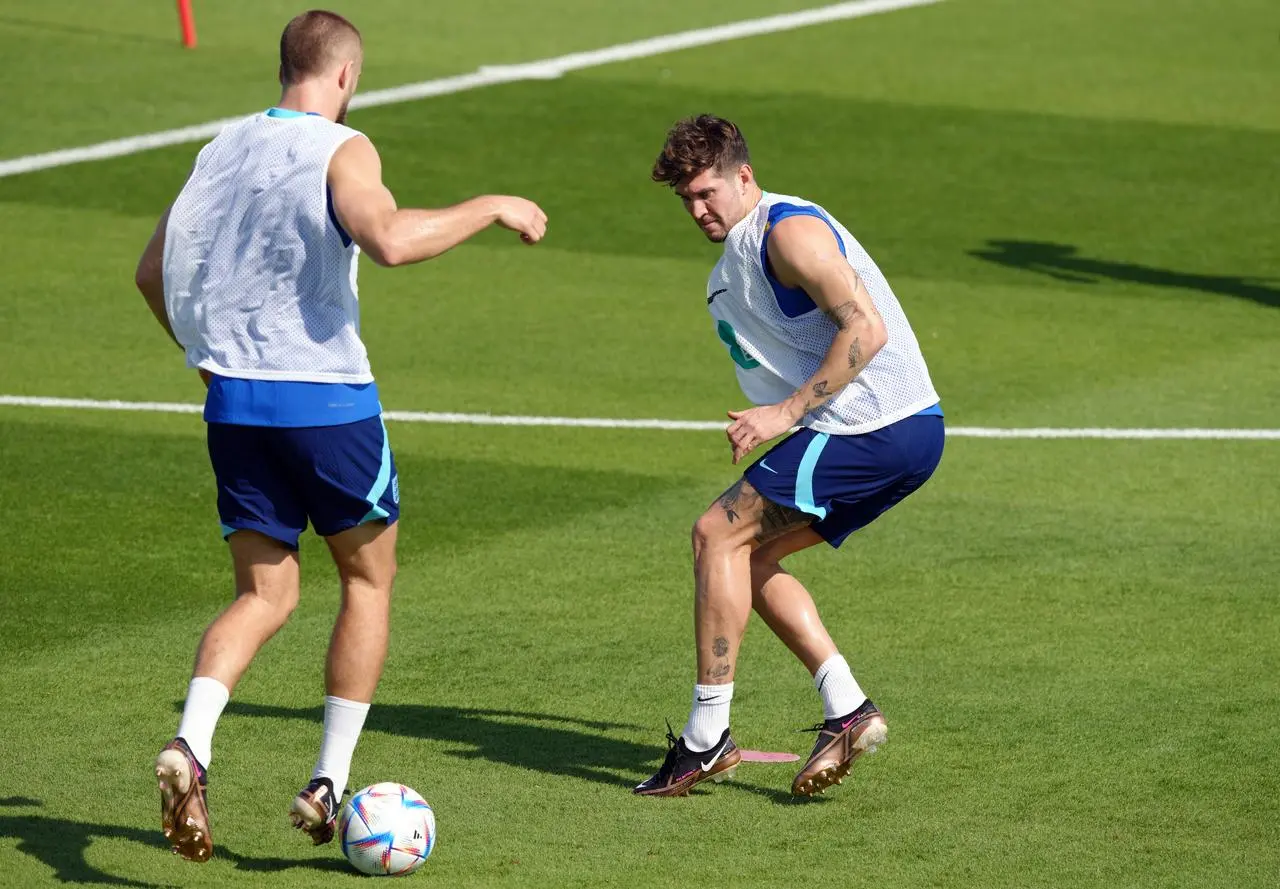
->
[749,550,782,595]
[691,512,720,559]
[750,548,782,578]
[342,558,397,599]
[239,584,299,623]
[692,510,752,563]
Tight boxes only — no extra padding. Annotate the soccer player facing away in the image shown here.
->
[133,11,547,861]
[635,116,943,797]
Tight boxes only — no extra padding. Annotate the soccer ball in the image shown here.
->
[338,782,436,876]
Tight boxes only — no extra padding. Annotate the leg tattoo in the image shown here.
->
[755,499,813,546]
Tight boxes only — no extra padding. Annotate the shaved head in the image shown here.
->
[279,10,362,86]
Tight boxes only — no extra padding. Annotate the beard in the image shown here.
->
[698,219,728,242]
[336,98,350,125]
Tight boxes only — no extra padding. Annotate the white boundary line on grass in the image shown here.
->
[3,0,1271,445]
[2,395,1278,440]
[0,0,944,178]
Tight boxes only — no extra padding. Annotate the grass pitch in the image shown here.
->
[0,1,1277,887]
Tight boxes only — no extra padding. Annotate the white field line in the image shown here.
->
[2,395,1278,440]
[0,0,943,179]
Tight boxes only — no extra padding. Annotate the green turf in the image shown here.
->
[0,0,1277,887]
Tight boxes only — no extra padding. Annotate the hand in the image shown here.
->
[725,402,801,464]
[492,196,548,244]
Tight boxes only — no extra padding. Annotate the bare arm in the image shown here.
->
[328,136,547,267]
[135,205,181,349]
[725,215,888,462]
[769,215,888,419]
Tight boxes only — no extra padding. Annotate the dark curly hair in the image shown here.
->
[651,115,751,187]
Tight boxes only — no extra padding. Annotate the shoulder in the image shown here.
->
[326,120,365,141]
[763,195,835,232]
[766,212,844,259]
[329,133,380,174]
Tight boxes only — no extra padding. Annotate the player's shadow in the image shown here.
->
[0,805,348,886]
[224,702,822,804]
[226,702,661,790]
[969,239,1280,309]
[0,809,168,888]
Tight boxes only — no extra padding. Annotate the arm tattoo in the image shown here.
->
[712,636,729,657]
[803,379,833,412]
[848,336,862,371]
[823,300,861,330]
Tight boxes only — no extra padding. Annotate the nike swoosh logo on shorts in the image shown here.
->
[758,460,778,474]
[707,288,728,305]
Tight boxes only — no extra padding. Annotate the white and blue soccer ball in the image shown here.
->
[338,782,436,876]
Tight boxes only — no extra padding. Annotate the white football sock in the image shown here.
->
[176,676,230,770]
[311,696,371,799]
[814,654,867,720]
[682,683,734,752]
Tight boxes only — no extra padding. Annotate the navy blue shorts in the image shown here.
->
[207,415,399,550]
[743,414,944,548]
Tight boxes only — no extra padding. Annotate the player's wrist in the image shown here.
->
[474,195,504,225]
[781,395,807,423]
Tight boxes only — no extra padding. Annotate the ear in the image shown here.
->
[278,64,286,87]
[338,60,356,90]
[738,163,754,189]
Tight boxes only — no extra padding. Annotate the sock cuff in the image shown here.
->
[189,676,231,704]
[814,654,848,685]
[692,682,734,702]
[324,695,371,715]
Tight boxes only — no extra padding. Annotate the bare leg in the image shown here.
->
[750,527,838,675]
[289,520,398,842]
[634,481,817,795]
[324,520,398,702]
[692,479,814,684]
[192,530,301,689]
[160,530,299,861]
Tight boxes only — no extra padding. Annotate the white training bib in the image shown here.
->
[163,111,372,384]
[707,191,939,434]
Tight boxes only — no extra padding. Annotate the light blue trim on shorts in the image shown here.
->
[794,432,832,519]
[360,418,393,523]
[220,523,237,540]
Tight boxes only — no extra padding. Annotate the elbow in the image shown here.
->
[134,257,158,296]
[365,238,412,268]
[366,247,397,268]
[863,317,889,358]
[361,238,396,267]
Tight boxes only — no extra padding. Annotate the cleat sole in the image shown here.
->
[155,746,212,862]
[711,766,738,784]
[791,716,888,797]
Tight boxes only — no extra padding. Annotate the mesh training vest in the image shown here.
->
[163,112,371,384]
[707,191,939,434]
